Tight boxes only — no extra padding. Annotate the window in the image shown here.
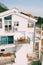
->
[8,36,14,44]
[0,18,2,28]
[5,25,8,31]
[9,21,12,25]
[1,36,7,44]
[4,15,12,31]
[4,20,8,25]
[14,21,19,31]
[0,37,1,45]
[9,25,12,30]
[4,15,12,20]
[0,36,14,45]
[5,25,12,31]
[0,36,7,45]
[27,23,34,28]
[14,21,19,26]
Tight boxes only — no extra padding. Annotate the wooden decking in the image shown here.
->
[26,53,39,61]
[41,39,43,54]
[41,39,43,46]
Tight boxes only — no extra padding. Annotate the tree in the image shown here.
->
[0,2,8,13]
[36,17,43,27]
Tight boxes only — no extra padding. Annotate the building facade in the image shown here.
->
[0,8,37,64]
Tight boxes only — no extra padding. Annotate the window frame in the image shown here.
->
[4,15,12,31]
[14,21,19,26]
[0,36,14,45]
[0,18,2,28]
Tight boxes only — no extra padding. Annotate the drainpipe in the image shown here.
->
[33,22,35,55]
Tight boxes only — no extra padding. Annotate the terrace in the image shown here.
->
[0,53,15,65]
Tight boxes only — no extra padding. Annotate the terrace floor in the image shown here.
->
[6,43,33,65]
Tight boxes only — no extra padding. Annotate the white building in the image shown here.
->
[0,8,37,65]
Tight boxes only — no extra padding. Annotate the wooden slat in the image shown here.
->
[36,30,41,34]
[41,39,43,46]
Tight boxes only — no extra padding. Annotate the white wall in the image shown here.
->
[0,13,34,34]
[12,14,28,31]
[12,14,34,32]
[12,14,34,40]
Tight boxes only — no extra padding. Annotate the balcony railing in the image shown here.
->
[0,53,15,65]
[15,36,30,44]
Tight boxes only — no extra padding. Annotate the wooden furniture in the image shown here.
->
[26,54,32,61]
[17,37,25,42]
[33,54,39,61]
[15,36,30,44]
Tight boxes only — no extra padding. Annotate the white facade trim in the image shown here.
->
[0,8,37,23]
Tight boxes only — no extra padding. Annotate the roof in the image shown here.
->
[0,8,19,17]
[0,8,37,23]
[20,12,37,23]
[20,12,34,18]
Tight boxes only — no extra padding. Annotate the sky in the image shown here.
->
[0,0,43,17]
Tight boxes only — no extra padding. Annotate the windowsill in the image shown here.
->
[5,30,13,32]
[0,44,15,49]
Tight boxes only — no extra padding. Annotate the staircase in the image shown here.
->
[33,26,41,61]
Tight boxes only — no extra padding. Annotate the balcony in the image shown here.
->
[14,31,31,44]
[41,39,43,46]
[41,47,43,55]
[0,53,15,65]
[33,54,39,61]
[26,54,32,61]
[15,36,30,44]
[36,30,41,35]
[34,44,39,52]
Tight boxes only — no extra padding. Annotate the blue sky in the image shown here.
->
[0,0,43,17]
